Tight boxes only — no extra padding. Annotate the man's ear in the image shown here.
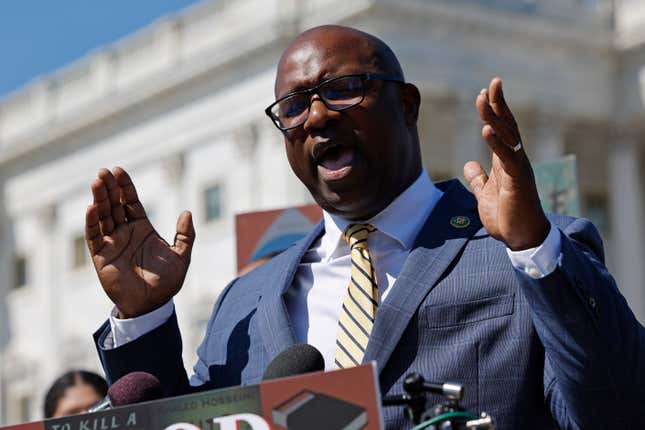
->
[401,83,421,127]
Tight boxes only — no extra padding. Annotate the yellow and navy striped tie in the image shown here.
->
[335,224,378,368]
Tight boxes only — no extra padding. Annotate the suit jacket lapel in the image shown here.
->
[257,221,325,361]
[362,179,482,373]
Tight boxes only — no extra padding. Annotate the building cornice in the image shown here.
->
[0,0,629,167]
[0,0,370,166]
[373,0,613,53]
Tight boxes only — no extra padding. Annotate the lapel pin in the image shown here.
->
[450,215,471,229]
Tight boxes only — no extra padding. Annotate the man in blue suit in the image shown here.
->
[86,26,644,428]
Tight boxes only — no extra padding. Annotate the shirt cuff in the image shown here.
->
[506,222,562,279]
[107,300,175,348]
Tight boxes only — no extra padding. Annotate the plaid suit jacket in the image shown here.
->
[95,179,645,429]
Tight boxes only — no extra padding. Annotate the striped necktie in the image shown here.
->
[335,224,378,369]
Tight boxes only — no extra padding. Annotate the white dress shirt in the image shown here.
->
[284,170,442,368]
[108,170,562,371]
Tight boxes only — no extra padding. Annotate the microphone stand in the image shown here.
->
[382,373,495,429]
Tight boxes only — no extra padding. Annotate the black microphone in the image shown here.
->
[262,344,325,381]
[89,371,163,412]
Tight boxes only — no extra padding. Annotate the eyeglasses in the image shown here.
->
[265,73,404,131]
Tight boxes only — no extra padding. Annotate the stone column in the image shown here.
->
[160,152,186,240]
[453,96,487,176]
[255,119,308,207]
[608,138,645,323]
[0,182,9,425]
[234,121,260,209]
[523,112,565,163]
[36,205,62,380]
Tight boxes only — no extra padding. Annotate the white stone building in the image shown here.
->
[1,0,643,425]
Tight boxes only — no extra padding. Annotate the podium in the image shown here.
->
[1,364,383,430]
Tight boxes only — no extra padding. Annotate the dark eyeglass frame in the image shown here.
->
[264,73,405,131]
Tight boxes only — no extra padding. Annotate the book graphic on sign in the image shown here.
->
[272,389,367,430]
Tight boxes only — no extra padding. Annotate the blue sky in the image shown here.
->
[0,0,202,99]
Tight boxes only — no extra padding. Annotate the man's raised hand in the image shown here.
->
[85,167,195,318]
[464,77,550,251]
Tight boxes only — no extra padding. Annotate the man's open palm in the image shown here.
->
[85,167,195,318]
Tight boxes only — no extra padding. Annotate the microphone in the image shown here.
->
[89,371,163,412]
[262,344,325,381]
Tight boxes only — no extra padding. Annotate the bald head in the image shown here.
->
[275,25,404,97]
[271,25,422,220]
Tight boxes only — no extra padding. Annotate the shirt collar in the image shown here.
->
[320,169,443,259]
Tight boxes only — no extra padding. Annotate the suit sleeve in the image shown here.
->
[515,217,645,429]
[93,310,190,397]
[93,278,239,397]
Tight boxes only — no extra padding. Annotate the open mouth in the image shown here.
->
[314,143,356,181]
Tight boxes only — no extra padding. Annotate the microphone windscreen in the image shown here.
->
[108,371,163,407]
[262,343,325,381]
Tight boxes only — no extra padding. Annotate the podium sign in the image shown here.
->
[2,364,383,430]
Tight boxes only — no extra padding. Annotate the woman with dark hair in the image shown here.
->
[43,370,107,418]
